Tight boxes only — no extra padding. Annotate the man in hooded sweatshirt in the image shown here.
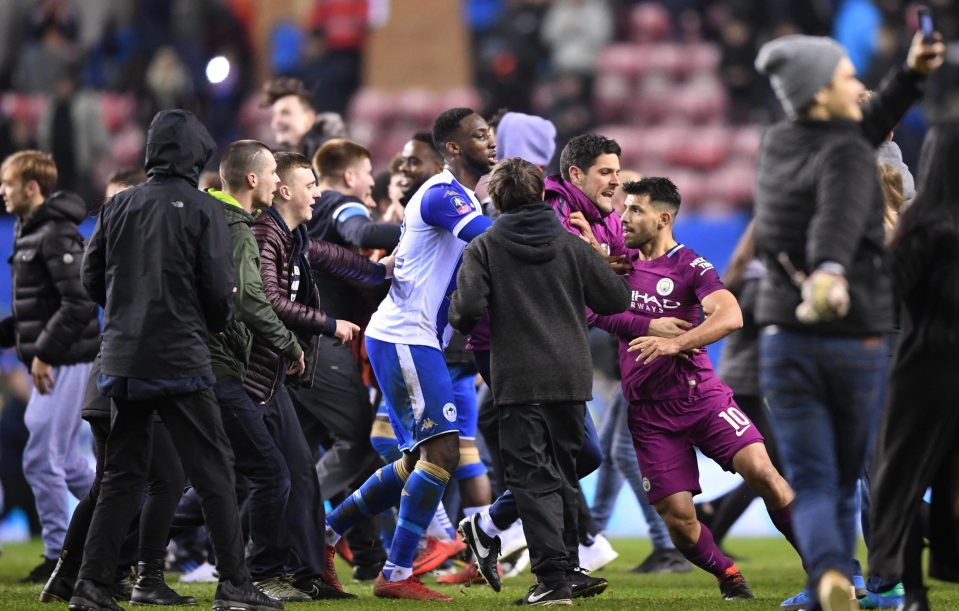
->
[450,156,630,606]
[75,110,279,611]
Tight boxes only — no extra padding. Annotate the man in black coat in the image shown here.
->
[450,157,629,606]
[0,150,98,583]
[72,110,280,611]
[753,31,944,611]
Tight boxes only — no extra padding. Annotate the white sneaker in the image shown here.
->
[499,520,528,559]
[502,548,530,579]
[578,534,619,572]
[179,560,218,583]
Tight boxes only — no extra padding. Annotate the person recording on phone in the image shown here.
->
[753,18,944,611]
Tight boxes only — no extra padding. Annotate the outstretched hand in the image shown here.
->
[906,30,945,75]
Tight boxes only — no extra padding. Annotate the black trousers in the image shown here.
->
[263,385,328,580]
[289,338,385,569]
[61,413,184,577]
[289,338,380,500]
[475,351,599,543]
[868,355,959,586]
[215,377,291,580]
[79,389,247,586]
[499,402,585,587]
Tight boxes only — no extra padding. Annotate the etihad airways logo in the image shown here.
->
[630,290,681,313]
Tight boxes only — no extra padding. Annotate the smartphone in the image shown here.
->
[917,5,934,42]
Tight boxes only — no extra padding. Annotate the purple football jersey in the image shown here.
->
[590,244,727,402]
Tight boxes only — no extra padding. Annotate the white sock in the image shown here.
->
[463,504,490,517]
[325,525,341,546]
[426,506,454,541]
[477,510,504,537]
[383,561,412,582]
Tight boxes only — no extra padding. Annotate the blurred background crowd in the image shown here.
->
[0,0,956,540]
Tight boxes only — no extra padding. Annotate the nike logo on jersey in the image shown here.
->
[735,424,752,437]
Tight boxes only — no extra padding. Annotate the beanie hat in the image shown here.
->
[755,35,846,119]
[495,112,557,166]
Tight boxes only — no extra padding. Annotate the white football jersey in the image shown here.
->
[366,169,489,349]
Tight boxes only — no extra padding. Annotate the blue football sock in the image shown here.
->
[387,460,451,572]
[489,489,518,531]
[328,460,409,536]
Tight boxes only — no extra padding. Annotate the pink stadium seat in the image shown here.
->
[672,75,728,123]
[628,3,672,43]
[680,43,721,78]
[594,73,633,123]
[348,88,393,126]
[630,75,677,124]
[667,125,729,169]
[597,44,644,79]
[100,93,136,134]
[396,89,435,124]
[730,125,763,160]
[707,161,757,206]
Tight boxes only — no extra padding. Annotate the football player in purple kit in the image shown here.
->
[590,177,802,600]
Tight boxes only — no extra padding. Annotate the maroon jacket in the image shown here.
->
[244,208,387,402]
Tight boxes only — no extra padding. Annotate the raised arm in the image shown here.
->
[306,237,387,284]
[861,31,944,147]
[257,230,336,338]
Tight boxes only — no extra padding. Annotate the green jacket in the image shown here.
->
[207,190,302,381]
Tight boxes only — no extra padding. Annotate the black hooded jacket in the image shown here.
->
[449,203,630,405]
[0,190,100,367]
[82,110,235,379]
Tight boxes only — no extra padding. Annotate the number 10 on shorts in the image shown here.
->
[718,406,752,437]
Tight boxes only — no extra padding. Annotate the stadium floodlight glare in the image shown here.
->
[206,56,230,84]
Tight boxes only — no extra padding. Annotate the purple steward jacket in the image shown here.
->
[466,175,629,352]
[245,210,387,402]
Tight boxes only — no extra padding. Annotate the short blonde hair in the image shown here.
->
[1,150,57,197]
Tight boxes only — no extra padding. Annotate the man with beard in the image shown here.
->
[593,177,802,602]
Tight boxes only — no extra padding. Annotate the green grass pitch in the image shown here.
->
[2,537,958,609]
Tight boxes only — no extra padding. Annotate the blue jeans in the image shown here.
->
[760,327,887,591]
[591,390,673,549]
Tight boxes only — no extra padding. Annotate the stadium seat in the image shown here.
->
[628,3,672,43]
[667,125,729,169]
